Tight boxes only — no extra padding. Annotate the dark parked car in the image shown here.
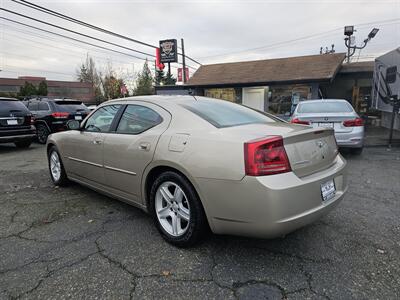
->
[24,98,90,143]
[0,97,36,148]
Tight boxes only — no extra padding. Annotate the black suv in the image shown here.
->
[0,97,36,148]
[24,98,90,143]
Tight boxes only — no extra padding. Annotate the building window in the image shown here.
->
[205,88,236,102]
[268,84,311,116]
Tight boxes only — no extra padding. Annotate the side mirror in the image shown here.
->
[67,120,81,130]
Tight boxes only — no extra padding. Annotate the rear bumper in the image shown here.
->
[0,127,36,143]
[196,154,347,239]
[335,127,364,148]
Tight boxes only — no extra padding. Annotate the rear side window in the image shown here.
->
[38,102,50,111]
[117,105,162,134]
[54,100,88,113]
[181,99,276,128]
[297,101,353,113]
[84,105,121,132]
[28,102,39,111]
[0,100,30,114]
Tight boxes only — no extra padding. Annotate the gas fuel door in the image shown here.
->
[168,134,190,152]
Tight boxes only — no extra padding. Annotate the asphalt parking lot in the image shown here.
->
[0,144,399,299]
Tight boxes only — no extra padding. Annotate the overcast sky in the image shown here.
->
[0,0,399,81]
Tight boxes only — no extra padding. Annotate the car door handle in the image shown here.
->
[139,142,150,151]
[93,139,102,145]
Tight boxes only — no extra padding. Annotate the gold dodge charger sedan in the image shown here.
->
[47,96,347,246]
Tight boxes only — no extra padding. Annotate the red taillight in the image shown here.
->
[290,118,310,125]
[244,136,292,176]
[51,112,69,119]
[343,118,363,127]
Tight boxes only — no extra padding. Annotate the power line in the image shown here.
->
[2,34,189,78]
[199,18,400,60]
[1,9,155,58]
[11,0,158,49]
[0,11,198,70]
[0,17,150,62]
[11,0,203,66]
[5,64,75,77]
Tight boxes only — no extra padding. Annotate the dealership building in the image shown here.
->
[0,76,95,103]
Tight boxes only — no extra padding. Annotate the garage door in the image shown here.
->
[242,88,265,111]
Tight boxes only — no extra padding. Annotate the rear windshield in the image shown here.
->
[54,101,89,112]
[181,99,277,128]
[297,101,353,113]
[0,99,30,114]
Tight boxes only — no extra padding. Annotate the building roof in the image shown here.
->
[187,53,346,87]
[340,61,374,74]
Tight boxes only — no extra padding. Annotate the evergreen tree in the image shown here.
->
[134,60,154,95]
[37,81,48,96]
[19,82,37,96]
[155,68,165,86]
[164,71,176,85]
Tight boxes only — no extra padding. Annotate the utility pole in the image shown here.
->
[181,38,187,84]
[344,26,379,63]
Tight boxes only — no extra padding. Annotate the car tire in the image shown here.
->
[48,146,69,186]
[351,147,363,155]
[150,171,207,247]
[37,124,50,144]
[15,139,32,148]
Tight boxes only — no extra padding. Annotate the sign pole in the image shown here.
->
[181,38,187,84]
[168,62,171,78]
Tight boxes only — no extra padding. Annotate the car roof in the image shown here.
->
[27,98,81,102]
[298,99,349,104]
[103,95,203,109]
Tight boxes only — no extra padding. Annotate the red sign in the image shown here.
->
[177,67,189,82]
[155,48,165,70]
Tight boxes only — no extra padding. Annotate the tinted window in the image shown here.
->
[297,101,353,113]
[0,100,30,115]
[54,100,89,113]
[28,102,39,111]
[181,99,276,128]
[84,105,121,132]
[38,102,50,111]
[117,105,162,134]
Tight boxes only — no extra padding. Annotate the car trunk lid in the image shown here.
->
[0,100,32,129]
[219,123,338,178]
[295,112,357,133]
[54,101,89,122]
[283,127,338,177]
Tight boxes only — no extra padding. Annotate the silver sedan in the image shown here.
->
[47,96,347,246]
[291,99,364,154]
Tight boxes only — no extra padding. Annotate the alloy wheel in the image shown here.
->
[50,151,61,182]
[155,181,190,237]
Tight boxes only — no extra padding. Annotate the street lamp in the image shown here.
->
[368,28,379,39]
[344,26,379,63]
[344,26,354,36]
